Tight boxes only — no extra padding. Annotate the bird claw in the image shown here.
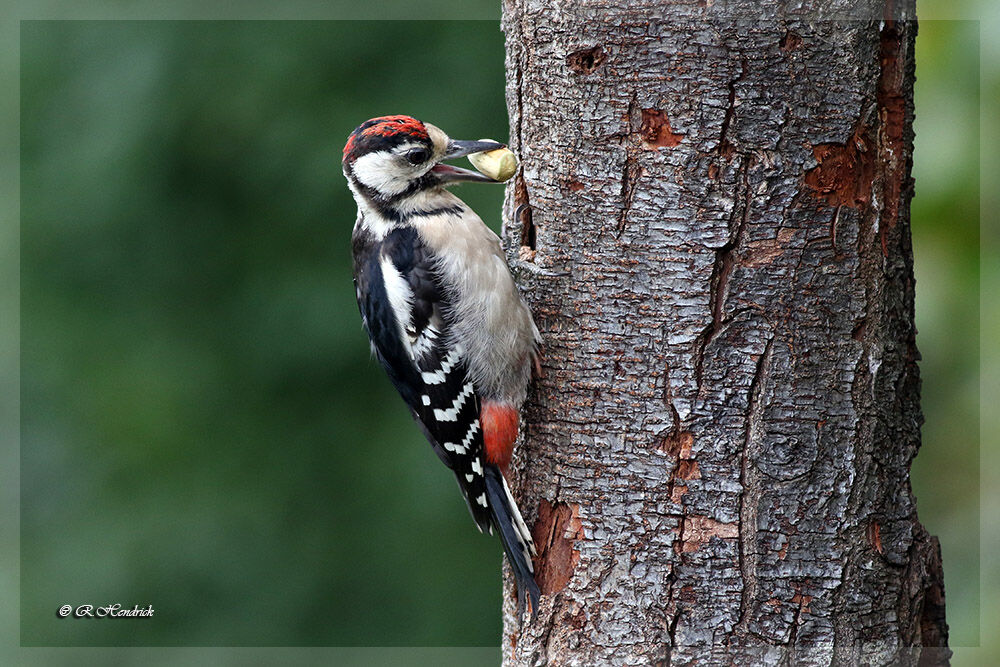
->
[513,203,529,223]
[510,258,569,280]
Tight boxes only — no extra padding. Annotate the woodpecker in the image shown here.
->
[342,115,541,617]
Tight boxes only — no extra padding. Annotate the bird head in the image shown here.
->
[342,115,505,204]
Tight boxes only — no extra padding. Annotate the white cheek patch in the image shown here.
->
[352,151,412,197]
[351,143,433,198]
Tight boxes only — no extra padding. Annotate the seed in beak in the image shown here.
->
[468,143,518,182]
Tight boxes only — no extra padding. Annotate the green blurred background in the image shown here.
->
[19,20,512,647]
[12,11,988,660]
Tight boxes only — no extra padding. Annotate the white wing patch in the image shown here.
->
[379,255,414,353]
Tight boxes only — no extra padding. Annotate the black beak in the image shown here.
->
[432,139,507,184]
[444,139,505,159]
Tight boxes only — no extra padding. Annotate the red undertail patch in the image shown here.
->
[481,401,519,470]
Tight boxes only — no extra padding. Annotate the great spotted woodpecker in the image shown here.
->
[342,115,541,616]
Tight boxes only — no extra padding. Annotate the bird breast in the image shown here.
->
[414,194,540,404]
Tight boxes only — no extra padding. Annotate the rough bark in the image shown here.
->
[499,1,949,665]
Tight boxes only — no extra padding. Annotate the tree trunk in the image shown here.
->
[499,1,949,664]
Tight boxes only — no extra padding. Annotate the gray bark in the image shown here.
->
[499,1,949,665]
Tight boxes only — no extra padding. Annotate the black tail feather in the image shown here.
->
[484,465,540,619]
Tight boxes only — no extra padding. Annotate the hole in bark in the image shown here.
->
[780,31,803,51]
[790,588,814,612]
[852,319,867,341]
[675,459,700,480]
[566,605,587,629]
[617,153,641,237]
[531,500,583,595]
[641,109,685,149]
[566,45,606,74]
[868,520,884,554]
[514,177,536,252]
[803,132,875,209]
[917,535,948,652]
[521,212,537,251]
[660,430,693,458]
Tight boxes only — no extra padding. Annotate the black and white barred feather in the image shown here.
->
[353,224,494,531]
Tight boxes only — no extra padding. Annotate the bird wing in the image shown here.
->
[353,225,492,533]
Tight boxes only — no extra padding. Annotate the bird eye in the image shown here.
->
[405,148,430,165]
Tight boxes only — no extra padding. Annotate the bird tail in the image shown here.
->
[484,464,540,619]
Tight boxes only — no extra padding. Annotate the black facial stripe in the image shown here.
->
[347,171,461,224]
[344,129,432,165]
[347,168,437,203]
[407,205,465,220]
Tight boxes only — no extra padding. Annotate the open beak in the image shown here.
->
[432,139,506,183]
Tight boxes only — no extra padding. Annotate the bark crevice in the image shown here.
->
[736,333,775,637]
[717,58,746,160]
[616,92,642,238]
